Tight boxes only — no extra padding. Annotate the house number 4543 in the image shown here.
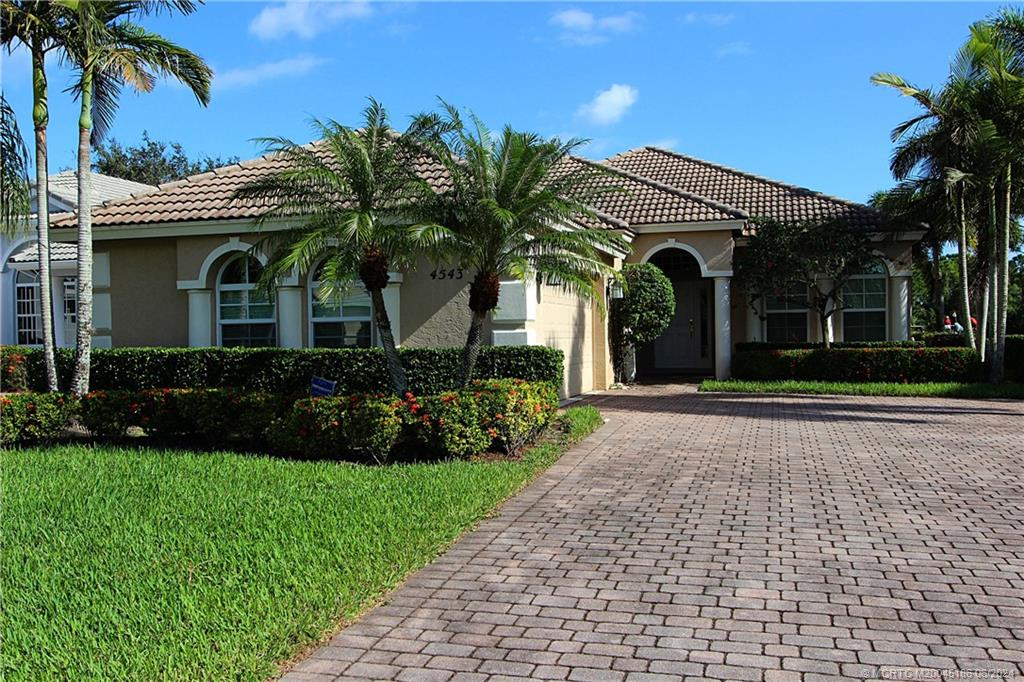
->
[429,268,464,281]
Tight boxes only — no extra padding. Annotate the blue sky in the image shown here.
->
[0,1,1006,204]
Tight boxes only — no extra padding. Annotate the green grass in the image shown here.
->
[1,406,604,681]
[699,380,1024,399]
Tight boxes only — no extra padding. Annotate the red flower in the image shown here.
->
[495,413,504,421]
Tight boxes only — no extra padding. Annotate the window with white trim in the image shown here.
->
[62,277,77,347]
[309,262,373,348]
[842,261,887,342]
[765,284,808,343]
[217,255,276,347]
[15,270,43,345]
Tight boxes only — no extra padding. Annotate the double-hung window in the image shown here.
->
[765,284,809,343]
[309,262,373,348]
[841,261,887,342]
[217,255,276,347]
[15,270,43,345]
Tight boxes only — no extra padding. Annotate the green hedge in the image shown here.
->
[73,380,558,461]
[0,345,564,394]
[735,340,926,352]
[733,347,982,383]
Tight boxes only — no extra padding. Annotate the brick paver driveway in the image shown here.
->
[285,385,1024,682]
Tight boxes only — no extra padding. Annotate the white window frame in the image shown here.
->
[841,261,889,342]
[763,285,810,344]
[307,259,375,348]
[15,269,43,347]
[215,254,277,347]
[62,276,77,347]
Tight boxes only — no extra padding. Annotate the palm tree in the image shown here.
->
[2,0,73,391]
[411,104,629,387]
[0,93,30,233]
[63,0,211,395]
[233,102,449,395]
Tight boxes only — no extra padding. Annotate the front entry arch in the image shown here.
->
[638,248,714,376]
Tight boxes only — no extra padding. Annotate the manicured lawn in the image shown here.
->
[699,379,1024,399]
[1,406,603,681]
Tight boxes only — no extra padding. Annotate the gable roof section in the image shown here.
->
[46,171,155,209]
[605,146,884,230]
[52,142,454,229]
[556,156,744,229]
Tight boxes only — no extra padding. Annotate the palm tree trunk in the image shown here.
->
[369,286,407,395]
[460,308,488,387]
[991,165,1011,383]
[930,240,945,330]
[31,43,58,392]
[956,187,975,349]
[70,66,93,396]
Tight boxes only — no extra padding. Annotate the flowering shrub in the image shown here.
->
[472,379,559,454]
[0,347,30,392]
[9,381,560,459]
[414,391,492,459]
[0,393,75,446]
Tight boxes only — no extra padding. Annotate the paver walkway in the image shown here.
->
[284,384,1024,682]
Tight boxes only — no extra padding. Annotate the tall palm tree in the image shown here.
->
[2,0,73,391]
[63,0,211,395]
[411,104,629,386]
[0,93,30,233]
[233,102,450,395]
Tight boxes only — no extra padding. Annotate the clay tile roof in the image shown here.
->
[555,156,745,229]
[605,146,884,230]
[52,140,454,229]
[46,171,155,208]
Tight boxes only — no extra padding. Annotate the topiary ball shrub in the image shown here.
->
[610,263,675,383]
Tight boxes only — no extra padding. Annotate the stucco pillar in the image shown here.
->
[277,286,303,348]
[891,275,911,341]
[819,278,835,345]
[714,277,732,380]
[746,298,762,343]
[187,289,212,347]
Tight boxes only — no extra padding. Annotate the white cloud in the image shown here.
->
[550,9,641,46]
[250,0,372,40]
[684,12,735,27]
[716,41,753,58]
[577,84,638,126]
[649,138,679,151]
[216,55,328,90]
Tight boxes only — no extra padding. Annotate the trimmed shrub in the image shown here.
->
[735,341,927,352]
[0,393,75,446]
[3,345,564,394]
[270,394,403,462]
[610,263,675,383]
[472,379,559,454]
[917,331,970,347]
[0,347,30,392]
[414,391,492,459]
[733,347,982,383]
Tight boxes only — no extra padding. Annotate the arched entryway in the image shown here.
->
[637,247,714,377]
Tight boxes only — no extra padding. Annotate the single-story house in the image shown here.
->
[3,147,923,397]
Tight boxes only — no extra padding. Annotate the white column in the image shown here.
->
[819,278,834,345]
[714,276,732,380]
[891,275,911,341]
[277,286,303,348]
[187,289,212,347]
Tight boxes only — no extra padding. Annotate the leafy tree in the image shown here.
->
[411,103,629,386]
[609,263,675,383]
[0,93,30,233]
[2,0,77,391]
[234,102,448,395]
[64,0,212,395]
[734,219,876,350]
[93,130,238,185]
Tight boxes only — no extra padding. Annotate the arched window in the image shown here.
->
[15,270,43,345]
[309,261,373,348]
[842,261,888,342]
[217,255,276,347]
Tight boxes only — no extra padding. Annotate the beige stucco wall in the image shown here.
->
[626,230,735,273]
[530,282,596,397]
[103,238,187,346]
[400,257,484,348]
